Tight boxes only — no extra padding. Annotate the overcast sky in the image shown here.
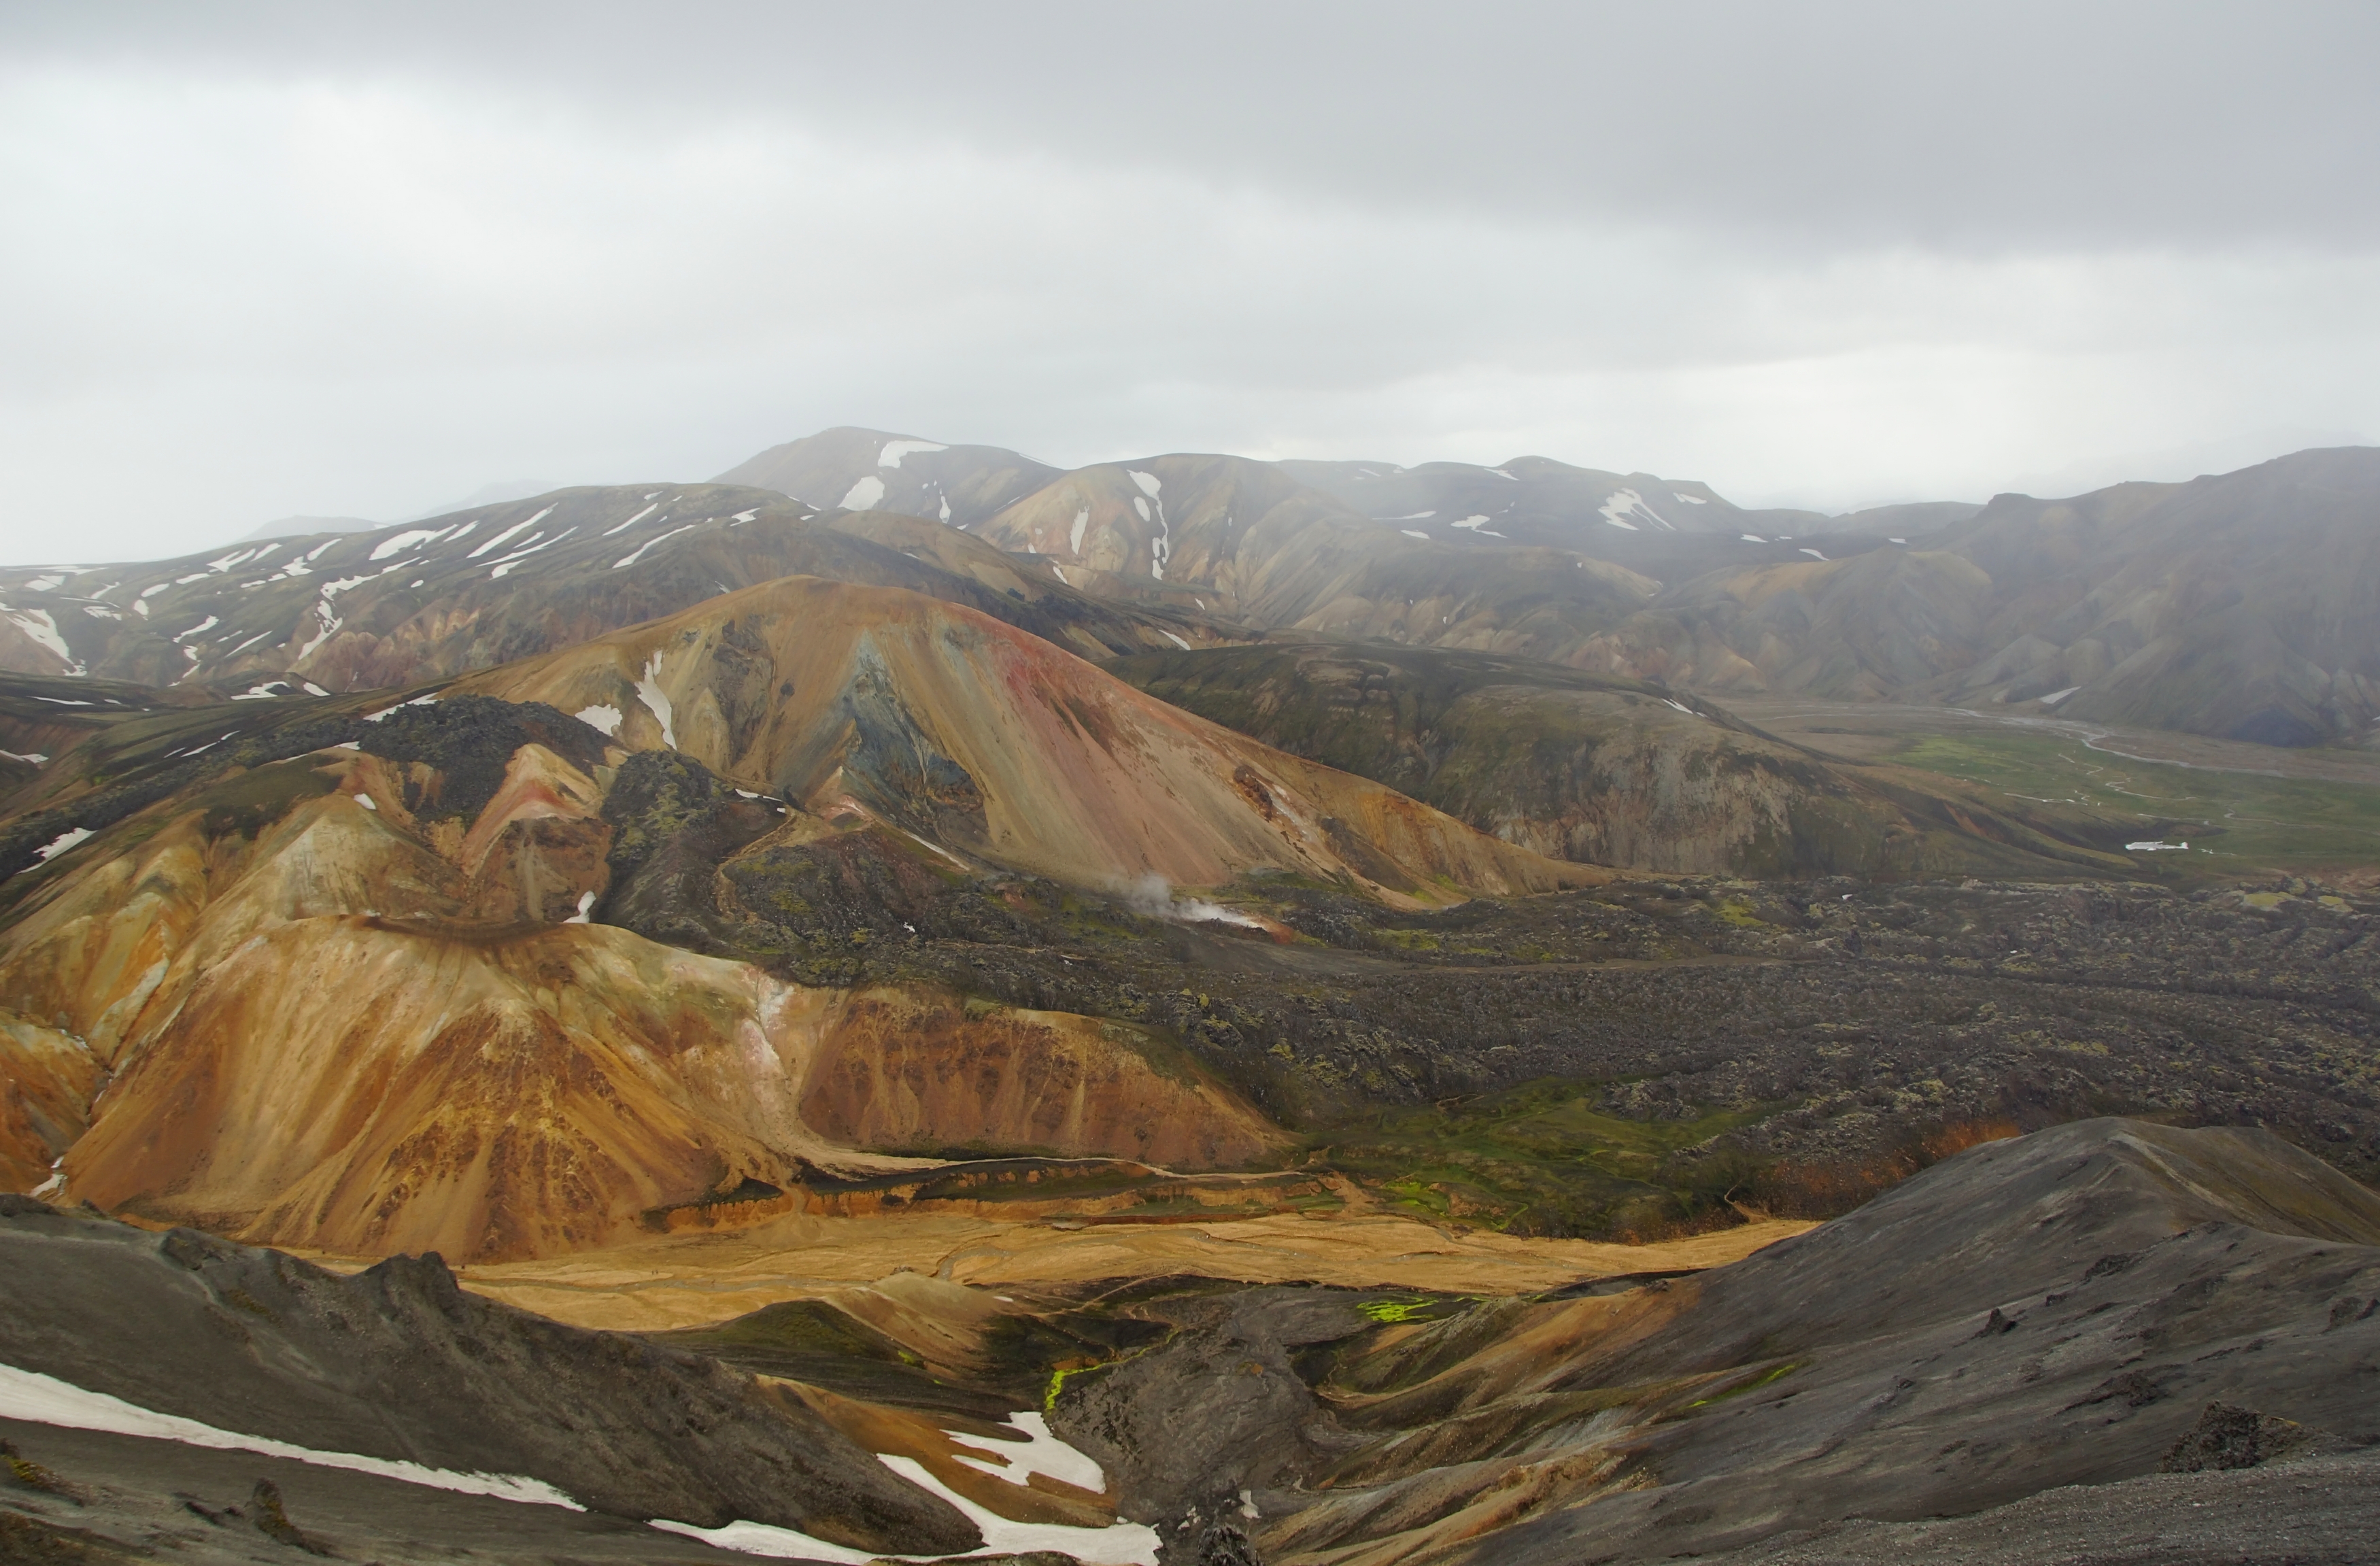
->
[3,1,2376,562]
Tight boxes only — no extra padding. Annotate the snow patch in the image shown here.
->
[370,527,448,561]
[1128,470,1162,497]
[0,751,47,765]
[1799,548,1827,561]
[1161,630,1191,650]
[1740,534,1767,543]
[2126,840,2190,852]
[1070,507,1091,556]
[6,609,82,672]
[948,1411,1107,1493]
[28,827,92,865]
[1401,530,1429,540]
[575,704,624,736]
[1598,488,1673,532]
[1889,537,1907,545]
[564,890,596,924]
[730,509,759,524]
[1132,496,1151,523]
[355,794,377,812]
[362,694,438,723]
[1385,511,1435,521]
[2039,686,2081,707]
[172,616,219,643]
[877,439,947,468]
[0,1362,583,1510]
[1673,492,1707,504]
[839,475,887,511]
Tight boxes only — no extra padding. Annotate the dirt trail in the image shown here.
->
[437,1208,1813,1332]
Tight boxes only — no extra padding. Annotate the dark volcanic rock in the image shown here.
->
[0,1207,976,1554]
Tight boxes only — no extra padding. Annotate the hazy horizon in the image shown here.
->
[4,1,2377,562]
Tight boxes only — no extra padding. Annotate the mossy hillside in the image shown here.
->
[1884,728,2380,877]
[1316,1078,1787,1238]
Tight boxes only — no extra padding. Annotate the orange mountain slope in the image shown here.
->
[7,736,1284,1258]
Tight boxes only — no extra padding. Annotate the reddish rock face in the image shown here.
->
[798,992,1285,1170]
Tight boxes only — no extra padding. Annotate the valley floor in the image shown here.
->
[421,1208,1813,1333]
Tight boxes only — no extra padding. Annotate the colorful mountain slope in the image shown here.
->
[460,575,1589,901]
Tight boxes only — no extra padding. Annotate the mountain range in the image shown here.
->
[3,422,2377,1564]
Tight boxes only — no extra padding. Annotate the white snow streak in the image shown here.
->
[636,651,676,748]
[612,524,695,570]
[489,528,576,578]
[469,508,554,558]
[601,503,660,538]
[839,475,887,511]
[574,704,624,737]
[1070,507,1091,556]
[0,1363,581,1510]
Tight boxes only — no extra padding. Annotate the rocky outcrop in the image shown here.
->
[0,1202,979,1550]
[1036,1119,2380,1563]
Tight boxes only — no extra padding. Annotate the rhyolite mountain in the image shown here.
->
[0,574,1582,1255]
[714,425,1063,528]
[0,483,1237,692]
[14,435,2375,746]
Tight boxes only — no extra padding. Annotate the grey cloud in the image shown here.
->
[15,0,2378,250]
